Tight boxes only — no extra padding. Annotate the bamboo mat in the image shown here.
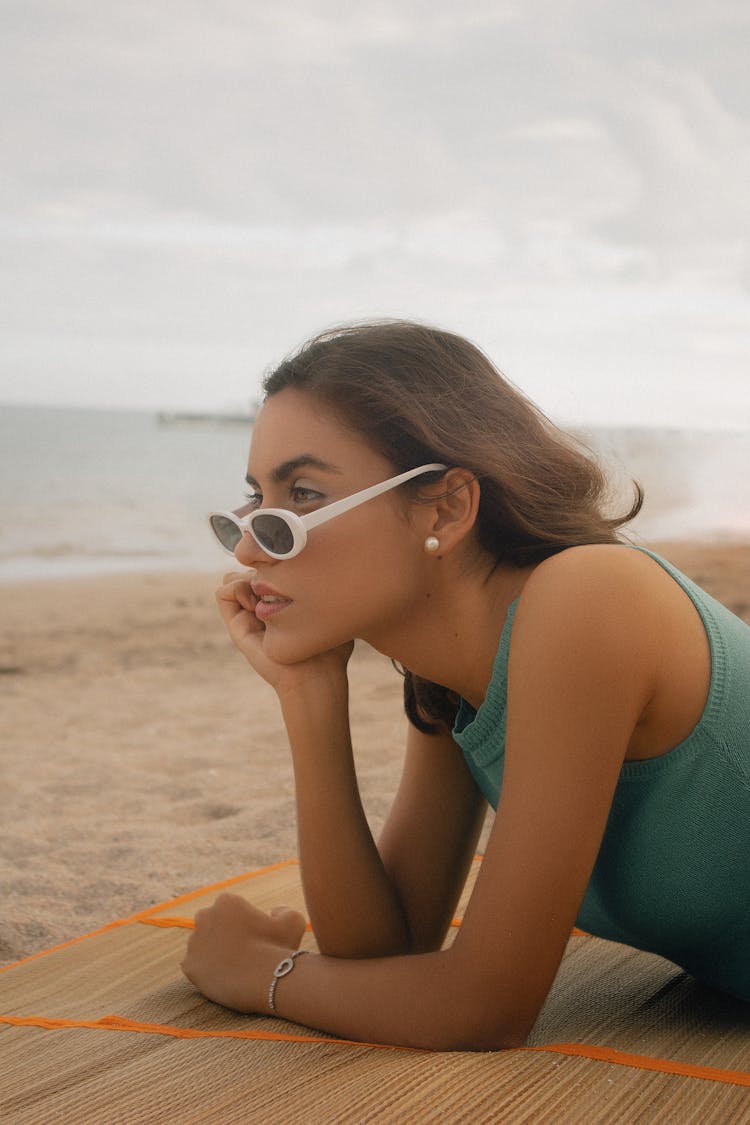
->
[1,859,749,1124]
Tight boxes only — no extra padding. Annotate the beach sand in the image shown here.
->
[2,541,749,968]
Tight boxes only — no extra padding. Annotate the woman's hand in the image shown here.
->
[181,893,307,1013]
[215,569,279,683]
[215,570,354,692]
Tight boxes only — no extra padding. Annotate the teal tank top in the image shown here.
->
[452,548,750,1001]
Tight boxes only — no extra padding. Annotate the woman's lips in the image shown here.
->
[253,589,292,622]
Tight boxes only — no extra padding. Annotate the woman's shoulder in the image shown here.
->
[505,546,671,753]
[520,543,663,614]
[511,543,681,670]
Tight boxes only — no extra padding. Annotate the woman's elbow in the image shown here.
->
[431,955,541,1052]
[412,1020,530,1053]
[434,1017,531,1053]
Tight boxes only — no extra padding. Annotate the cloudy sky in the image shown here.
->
[2,0,748,427]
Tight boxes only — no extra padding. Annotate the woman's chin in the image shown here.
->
[260,627,328,667]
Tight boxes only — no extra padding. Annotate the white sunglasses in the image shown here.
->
[209,463,447,560]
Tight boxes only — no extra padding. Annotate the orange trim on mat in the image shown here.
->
[524,1042,750,1087]
[140,917,195,930]
[140,918,314,932]
[0,859,300,975]
[138,916,586,936]
[0,1014,403,1052]
[3,856,744,1091]
[140,860,300,916]
[1,1014,748,1087]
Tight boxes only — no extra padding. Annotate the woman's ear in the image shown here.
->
[421,468,480,555]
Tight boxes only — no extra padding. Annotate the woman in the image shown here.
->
[182,321,750,1051]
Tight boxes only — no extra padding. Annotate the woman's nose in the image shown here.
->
[234,530,271,567]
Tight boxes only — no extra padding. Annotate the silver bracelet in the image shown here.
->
[268,950,308,1015]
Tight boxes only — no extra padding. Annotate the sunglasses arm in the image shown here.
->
[298,463,447,532]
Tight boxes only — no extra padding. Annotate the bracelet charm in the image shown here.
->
[268,949,308,1014]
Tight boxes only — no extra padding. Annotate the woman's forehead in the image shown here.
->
[251,391,346,458]
[248,390,387,477]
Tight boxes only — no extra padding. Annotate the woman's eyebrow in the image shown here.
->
[245,455,343,488]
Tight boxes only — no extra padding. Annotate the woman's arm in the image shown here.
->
[376,723,487,953]
[216,570,485,959]
[286,692,486,958]
[185,553,654,1049]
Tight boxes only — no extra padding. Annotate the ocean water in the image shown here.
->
[1,404,748,583]
[0,404,252,582]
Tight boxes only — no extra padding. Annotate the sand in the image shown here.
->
[1,541,749,968]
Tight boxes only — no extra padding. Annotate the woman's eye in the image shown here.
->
[242,490,263,510]
[290,486,323,506]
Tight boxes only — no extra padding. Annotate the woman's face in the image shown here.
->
[234,388,434,664]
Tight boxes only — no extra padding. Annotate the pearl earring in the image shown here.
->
[424,536,440,553]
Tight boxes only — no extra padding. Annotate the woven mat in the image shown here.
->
[1,859,749,1124]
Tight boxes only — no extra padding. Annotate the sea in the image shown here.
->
[1,403,748,583]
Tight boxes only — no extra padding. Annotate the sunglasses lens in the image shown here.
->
[210,514,243,552]
[251,513,295,556]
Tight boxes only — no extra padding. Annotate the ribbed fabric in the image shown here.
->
[453,547,750,1001]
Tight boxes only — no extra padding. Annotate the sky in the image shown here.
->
[1,0,749,428]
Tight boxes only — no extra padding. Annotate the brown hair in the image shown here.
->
[263,320,642,731]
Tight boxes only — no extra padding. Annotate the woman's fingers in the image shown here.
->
[214,570,355,690]
[216,571,257,623]
[215,571,269,660]
[270,905,308,947]
[190,896,306,951]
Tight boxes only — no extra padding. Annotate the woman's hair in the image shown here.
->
[263,320,642,732]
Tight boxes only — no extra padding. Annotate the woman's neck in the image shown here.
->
[368,559,535,709]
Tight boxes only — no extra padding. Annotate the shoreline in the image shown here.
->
[2,540,749,967]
